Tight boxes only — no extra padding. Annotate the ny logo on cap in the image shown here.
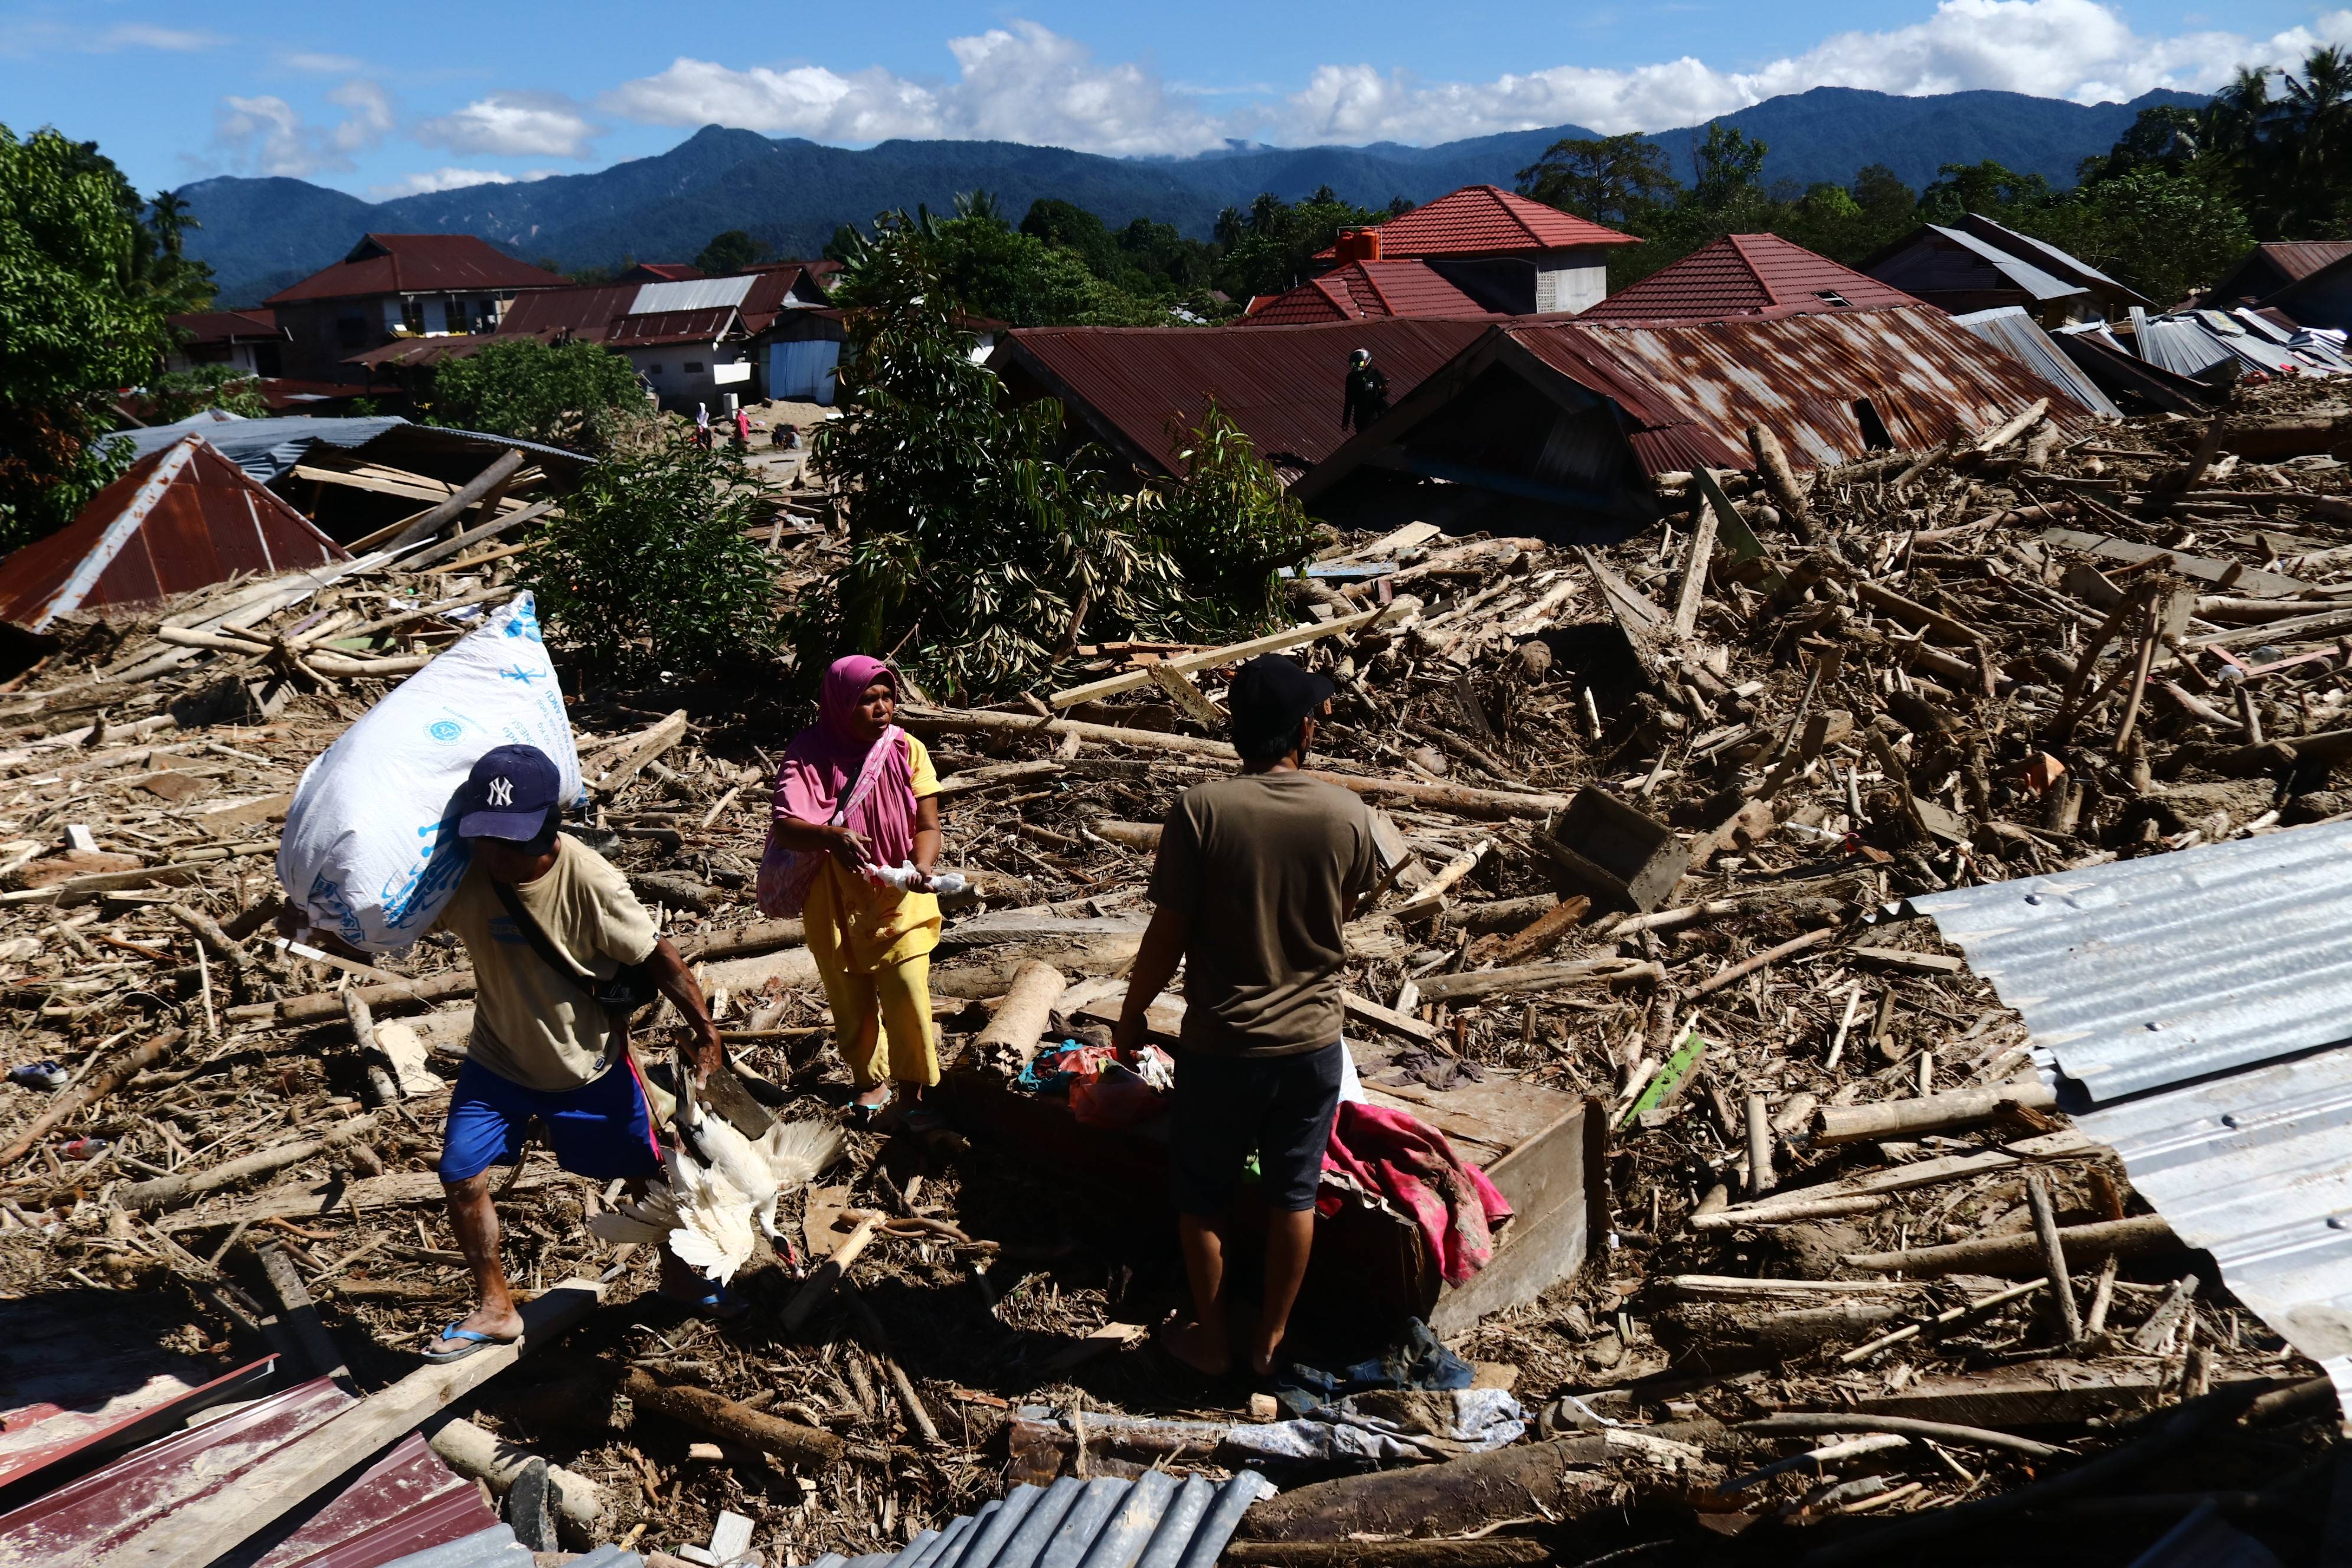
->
[486,778,514,807]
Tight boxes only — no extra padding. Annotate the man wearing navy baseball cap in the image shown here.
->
[425,744,729,1360]
[1116,655,1378,1381]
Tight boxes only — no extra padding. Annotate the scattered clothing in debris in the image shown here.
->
[1382,1048,1486,1091]
[1273,1315,1474,1418]
[1221,1388,1526,1465]
[1321,1101,1513,1285]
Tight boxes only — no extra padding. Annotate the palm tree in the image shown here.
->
[149,190,197,257]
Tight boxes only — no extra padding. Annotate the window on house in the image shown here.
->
[1815,290,1852,308]
[336,311,367,349]
[685,360,704,373]
[648,364,664,375]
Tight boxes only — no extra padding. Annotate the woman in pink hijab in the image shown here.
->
[759,656,946,1127]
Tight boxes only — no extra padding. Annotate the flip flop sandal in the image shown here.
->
[847,1092,891,1128]
[423,1321,519,1363]
[899,1106,949,1136]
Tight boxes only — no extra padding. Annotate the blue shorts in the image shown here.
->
[440,1056,663,1184]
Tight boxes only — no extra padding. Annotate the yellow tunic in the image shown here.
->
[800,732,942,975]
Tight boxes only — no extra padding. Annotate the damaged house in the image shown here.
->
[1863,212,2150,326]
[260,235,571,385]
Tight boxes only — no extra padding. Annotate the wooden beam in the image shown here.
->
[1048,600,1408,710]
[380,448,528,551]
[99,1279,602,1568]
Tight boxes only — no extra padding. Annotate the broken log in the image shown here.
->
[1237,1436,1617,1543]
[380,447,526,551]
[422,1415,606,1539]
[1737,1412,2067,1461]
[1226,1544,1547,1568]
[1653,1299,1903,1369]
[1812,1079,2058,1145]
[1415,956,1661,1005]
[616,1367,883,1468]
[1843,1214,2179,1276]
[126,1112,382,1211]
[978,959,1068,1064]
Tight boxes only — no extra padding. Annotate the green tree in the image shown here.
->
[423,338,648,455]
[806,214,1184,697]
[526,436,780,684]
[0,125,178,548]
[1147,403,1319,629]
[693,229,767,274]
[149,364,267,423]
[1210,187,1390,299]
[1690,123,1770,212]
[1020,197,1117,279]
[1517,133,1679,227]
[1919,160,2056,224]
[2021,166,2254,305]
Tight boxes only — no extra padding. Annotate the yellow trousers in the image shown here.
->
[812,947,938,1090]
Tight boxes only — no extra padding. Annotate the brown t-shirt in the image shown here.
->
[434,837,661,1092]
[1149,771,1378,1058]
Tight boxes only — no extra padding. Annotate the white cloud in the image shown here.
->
[213,76,394,177]
[415,93,600,158]
[1278,0,2352,141]
[0,17,223,57]
[370,166,520,199]
[596,6,2352,160]
[603,21,1229,155]
[278,50,368,74]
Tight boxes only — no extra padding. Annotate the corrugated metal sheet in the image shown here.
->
[1958,213,2143,303]
[2134,312,2240,378]
[0,1373,498,1568]
[117,415,590,485]
[628,276,756,315]
[818,1472,1271,1568]
[994,318,1491,479]
[1578,234,1921,323]
[1519,304,2096,475]
[1927,226,2082,303]
[1911,822,2352,1410]
[0,436,350,631]
[1952,306,2123,418]
[265,235,567,306]
[607,308,736,347]
[0,1355,275,1496]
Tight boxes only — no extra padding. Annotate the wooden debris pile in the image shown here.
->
[2,382,2350,1566]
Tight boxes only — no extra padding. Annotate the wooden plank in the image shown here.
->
[1846,945,1966,975]
[159,1166,559,1233]
[1430,1103,1593,1337]
[2041,527,2308,599]
[1317,521,1440,563]
[1048,602,1403,709]
[1671,503,1717,639]
[1145,662,1226,725]
[592,708,688,792]
[1714,1129,2098,1220]
[100,1280,602,1568]
[1342,988,1440,1043]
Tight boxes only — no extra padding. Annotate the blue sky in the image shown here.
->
[4,0,2345,200]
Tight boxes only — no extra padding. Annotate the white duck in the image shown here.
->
[590,1072,845,1283]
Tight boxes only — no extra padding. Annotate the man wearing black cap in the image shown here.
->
[425,744,726,1359]
[1116,655,1378,1380]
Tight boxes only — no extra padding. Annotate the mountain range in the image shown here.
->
[176,85,2201,307]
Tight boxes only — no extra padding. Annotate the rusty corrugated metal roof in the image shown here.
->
[0,436,350,632]
[607,308,736,347]
[265,235,568,306]
[0,1371,497,1568]
[992,318,1492,479]
[1518,305,2098,473]
[1577,234,1923,323]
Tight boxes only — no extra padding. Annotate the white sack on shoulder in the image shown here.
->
[277,592,582,952]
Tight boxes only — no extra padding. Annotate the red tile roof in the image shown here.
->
[264,234,567,305]
[1244,261,1495,325]
[0,436,348,631]
[992,318,1492,480]
[1316,185,1638,261]
[1577,234,1922,322]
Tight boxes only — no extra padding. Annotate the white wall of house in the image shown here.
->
[619,344,756,410]
[1533,247,1612,315]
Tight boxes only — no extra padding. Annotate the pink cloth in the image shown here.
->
[757,658,917,916]
[1321,1100,1513,1286]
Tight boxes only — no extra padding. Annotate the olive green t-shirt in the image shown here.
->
[434,837,660,1092]
[1149,771,1378,1058]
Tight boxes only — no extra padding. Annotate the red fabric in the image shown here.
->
[1320,1100,1512,1285]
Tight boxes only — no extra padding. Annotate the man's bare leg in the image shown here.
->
[1247,1207,1316,1378]
[1162,1211,1234,1376]
[443,1173,525,1341]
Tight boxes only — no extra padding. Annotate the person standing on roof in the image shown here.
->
[1341,347,1390,432]
[423,744,732,1358]
[1117,655,1378,1381]
[758,656,948,1132]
